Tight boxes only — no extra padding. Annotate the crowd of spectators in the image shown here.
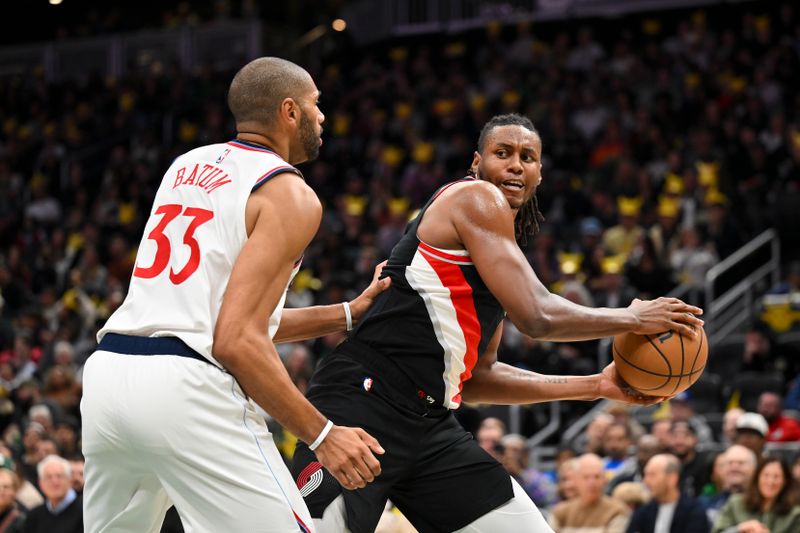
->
[0,0,799,530]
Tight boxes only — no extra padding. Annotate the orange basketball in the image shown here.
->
[612,327,708,397]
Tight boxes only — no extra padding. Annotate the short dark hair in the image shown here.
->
[473,113,544,243]
[477,113,539,153]
[228,57,312,129]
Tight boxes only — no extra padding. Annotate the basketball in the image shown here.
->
[612,327,708,397]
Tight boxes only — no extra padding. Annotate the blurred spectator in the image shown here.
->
[768,261,800,295]
[476,417,506,461]
[740,322,794,375]
[608,434,664,494]
[624,235,675,300]
[669,392,714,444]
[555,458,580,504]
[603,197,644,258]
[603,423,633,478]
[574,412,613,455]
[549,453,630,533]
[712,457,800,533]
[668,421,709,498]
[24,455,82,533]
[722,409,745,447]
[611,482,649,512]
[700,445,758,526]
[699,451,728,499]
[793,454,800,487]
[756,392,800,442]
[650,419,673,450]
[67,458,83,495]
[0,468,25,533]
[626,453,710,533]
[670,227,718,291]
[499,434,557,509]
[735,413,769,457]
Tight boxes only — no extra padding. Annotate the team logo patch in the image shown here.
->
[296,461,324,497]
[363,377,373,392]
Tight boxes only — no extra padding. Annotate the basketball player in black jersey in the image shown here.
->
[292,114,703,533]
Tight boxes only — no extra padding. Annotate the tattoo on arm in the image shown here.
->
[530,376,569,384]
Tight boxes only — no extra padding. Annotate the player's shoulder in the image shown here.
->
[442,178,509,217]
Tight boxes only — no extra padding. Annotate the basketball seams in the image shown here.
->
[669,333,686,396]
[645,334,673,378]
[684,328,706,388]
[611,330,708,396]
[611,344,705,380]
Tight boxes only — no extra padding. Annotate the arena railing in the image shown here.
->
[704,229,781,344]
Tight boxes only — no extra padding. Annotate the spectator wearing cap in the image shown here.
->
[721,409,745,447]
[667,421,710,498]
[756,392,800,443]
[698,445,758,526]
[550,453,631,533]
[625,453,710,533]
[24,455,82,533]
[735,413,769,457]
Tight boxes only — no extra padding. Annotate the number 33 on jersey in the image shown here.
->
[101,139,305,365]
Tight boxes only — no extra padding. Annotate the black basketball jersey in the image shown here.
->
[353,178,506,409]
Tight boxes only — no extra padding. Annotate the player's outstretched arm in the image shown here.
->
[213,174,382,490]
[273,261,391,343]
[461,323,663,405]
[451,182,703,342]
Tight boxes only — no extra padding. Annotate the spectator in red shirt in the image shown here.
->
[757,392,800,443]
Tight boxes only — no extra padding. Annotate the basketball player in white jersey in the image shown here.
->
[80,57,386,533]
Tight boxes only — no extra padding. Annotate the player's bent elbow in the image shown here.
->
[212,329,248,369]
[515,311,552,339]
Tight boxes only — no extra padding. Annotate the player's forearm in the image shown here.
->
[273,305,347,343]
[461,361,602,404]
[214,334,327,443]
[520,292,639,342]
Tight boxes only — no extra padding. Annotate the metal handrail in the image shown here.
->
[705,229,780,337]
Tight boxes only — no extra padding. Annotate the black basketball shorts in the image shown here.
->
[291,339,513,533]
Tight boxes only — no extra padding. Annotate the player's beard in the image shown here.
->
[299,111,321,161]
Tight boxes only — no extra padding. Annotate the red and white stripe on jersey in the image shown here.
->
[406,241,480,409]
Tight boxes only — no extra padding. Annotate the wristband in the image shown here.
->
[342,301,353,332]
[308,419,334,451]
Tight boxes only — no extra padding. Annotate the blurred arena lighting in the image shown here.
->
[297,24,327,48]
[49,0,63,4]
[332,18,347,32]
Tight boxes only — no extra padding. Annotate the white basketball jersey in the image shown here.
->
[100,139,304,366]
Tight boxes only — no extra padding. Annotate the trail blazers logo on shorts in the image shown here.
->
[296,461,324,497]
[363,377,373,392]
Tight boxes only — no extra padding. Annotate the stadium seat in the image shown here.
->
[728,372,785,412]
[687,372,724,414]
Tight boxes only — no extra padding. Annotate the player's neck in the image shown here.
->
[236,132,288,161]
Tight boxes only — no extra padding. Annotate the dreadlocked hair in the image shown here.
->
[474,113,545,245]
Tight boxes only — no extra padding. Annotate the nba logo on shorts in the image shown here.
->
[363,377,373,392]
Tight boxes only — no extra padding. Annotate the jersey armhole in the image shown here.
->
[251,167,305,193]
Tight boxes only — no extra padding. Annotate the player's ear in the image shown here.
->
[470,151,481,176]
[281,97,298,124]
